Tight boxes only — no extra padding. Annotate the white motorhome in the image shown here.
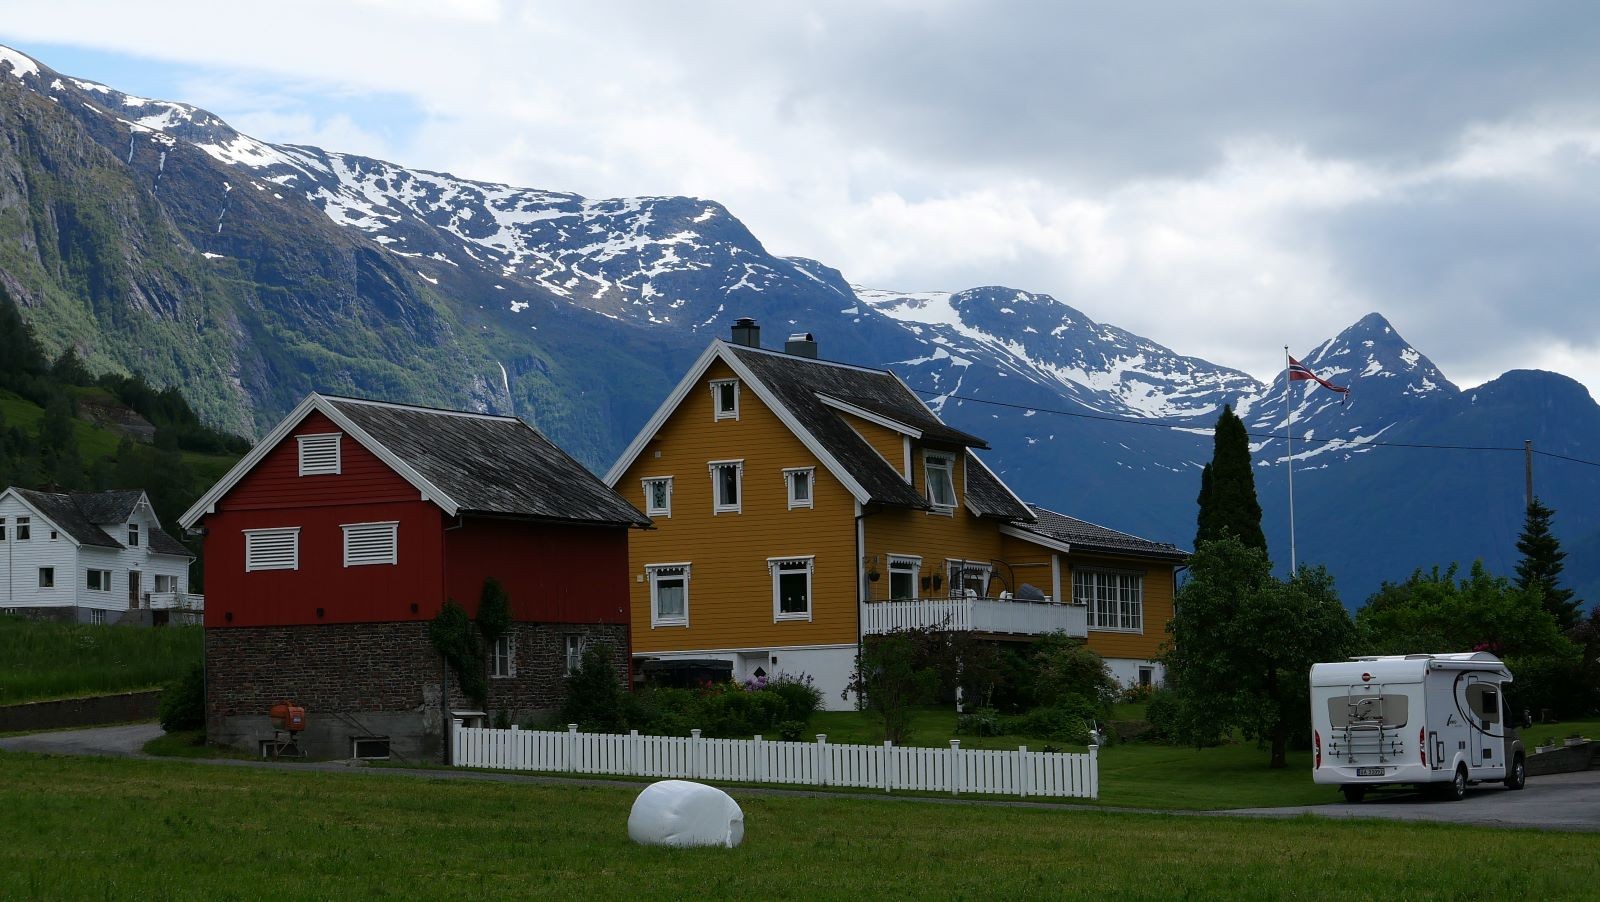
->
[1309,652,1527,802]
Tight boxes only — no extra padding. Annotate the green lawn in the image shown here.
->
[0,752,1592,900]
[0,618,200,704]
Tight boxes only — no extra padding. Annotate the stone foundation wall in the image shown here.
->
[205,620,630,762]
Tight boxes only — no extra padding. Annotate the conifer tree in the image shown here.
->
[1194,404,1266,551]
[1515,498,1582,631]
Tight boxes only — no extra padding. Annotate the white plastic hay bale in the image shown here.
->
[627,780,745,848]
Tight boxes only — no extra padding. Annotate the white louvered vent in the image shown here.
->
[297,433,342,476]
[343,521,398,567]
[244,528,300,572]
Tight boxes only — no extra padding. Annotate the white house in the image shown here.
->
[0,487,199,625]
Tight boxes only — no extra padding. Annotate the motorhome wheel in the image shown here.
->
[1504,756,1526,791]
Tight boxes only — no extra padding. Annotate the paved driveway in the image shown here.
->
[1225,769,1600,831]
[0,722,162,757]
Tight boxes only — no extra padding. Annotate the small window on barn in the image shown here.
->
[343,522,398,567]
[351,737,391,760]
[297,433,342,476]
[564,635,586,676]
[244,527,300,572]
[490,635,515,678]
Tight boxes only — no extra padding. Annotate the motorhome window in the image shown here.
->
[1466,683,1500,723]
[1326,694,1408,728]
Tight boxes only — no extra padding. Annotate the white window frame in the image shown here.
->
[154,574,178,593]
[783,467,815,510]
[15,516,29,542]
[490,635,515,679]
[127,523,139,547]
[0,516,6,541]
[887,554,920,601]
[648,563,691,628]
[564,635,587,676]
[244,527,301,572]
[769,556,815,622]
[342,521,398,567]
[924,451,957,512]
[946,559,992,598]
[708,459,744,515]
[89,609,107,625]
[1076,568,1145,633]
[38,567,54,589]
[297,432,342,476]
[86,569,112,592]
[710,379,740,421]
[641,476,674,518]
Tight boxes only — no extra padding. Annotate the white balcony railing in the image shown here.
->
[144,591,205,612]
[861,595,1086,638]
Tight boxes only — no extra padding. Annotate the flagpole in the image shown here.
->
[1285,346,1297,574]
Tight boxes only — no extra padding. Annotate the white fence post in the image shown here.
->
[1019,746,1029,799]
[817,734,829,786]
[1088,743,1099,799]
[566,723,578,772]
[883,741,893,793]
[451,718,463,766]
[691,729,703,780]
[950,739,962,796]
[754,735,766,784]
[628,729,639,776]
[508,725,520,770]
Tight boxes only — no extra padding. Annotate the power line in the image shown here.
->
[907,386,1600,469]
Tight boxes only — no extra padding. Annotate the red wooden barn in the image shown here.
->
[180,393,649,761]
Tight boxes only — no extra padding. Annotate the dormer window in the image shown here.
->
[710,379,740,421]
[297,433,342,476]
[784,467,814,510]
[709,460,743,514]
[924,452,956,510]
[642,477,673,517]
[128,523,139,547]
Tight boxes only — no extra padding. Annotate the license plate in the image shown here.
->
[1356,767,1384,777]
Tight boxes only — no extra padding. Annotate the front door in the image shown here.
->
[128,570,141,609]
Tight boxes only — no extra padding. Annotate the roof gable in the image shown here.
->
[6,488,121,548]
[181,395,649,529]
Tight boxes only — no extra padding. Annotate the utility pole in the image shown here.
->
[1524,440,1534,508]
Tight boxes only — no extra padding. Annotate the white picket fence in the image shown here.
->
[451,720,1098,799]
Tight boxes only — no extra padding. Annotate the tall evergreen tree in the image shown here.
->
[1195,404,1266,551]
[1515,498,1582,631]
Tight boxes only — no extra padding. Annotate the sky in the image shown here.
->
[3,1,1598,394]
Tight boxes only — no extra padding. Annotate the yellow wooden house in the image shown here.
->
[606,319,1187,709]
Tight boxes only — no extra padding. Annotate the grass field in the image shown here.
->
[0,752,1593,900]
[0,618,200,704]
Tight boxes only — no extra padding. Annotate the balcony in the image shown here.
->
[143,591,205,612]
[861,595,1086,638]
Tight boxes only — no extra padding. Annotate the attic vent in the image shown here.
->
[343,521,398,567]
[297,433,342,476]
[244,527,300,572]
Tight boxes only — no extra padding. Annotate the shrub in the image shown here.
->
[561,643,626,732]
[956,706,1003,737]
[845,633,937,744]
[1033,634,1117,715]
[762,673,823,723]
[1000,701,1095,745]
[429,600,484,708]
[158,663,205,733]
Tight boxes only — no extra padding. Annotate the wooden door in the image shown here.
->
[128,570,141,609]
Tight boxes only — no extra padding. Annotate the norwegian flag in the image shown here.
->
[1288,356,1349,396]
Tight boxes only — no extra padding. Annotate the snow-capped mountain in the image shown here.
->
[2,42,1597,606]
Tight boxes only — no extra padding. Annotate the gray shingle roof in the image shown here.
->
[1017,505,1188,560]
[963,457,1034,521]
[727,344,1003,511]
[8,488,193,556]
[325,398,650,528]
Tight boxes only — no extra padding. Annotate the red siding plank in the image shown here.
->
[444,519,631,625]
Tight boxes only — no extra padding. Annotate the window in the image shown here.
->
[490,635,515,678]
[86,569,112,591]
[154,574,178,593]
[1138,667,1154,688]
[1,517,6,540]
[351,737,391,760]
[15,516,29,542]
[888,555,920,601]
[708,460,743,514]
[924,453,956,510]
[641,477,673,517]
[784,467,814,510]
[710,379,739,421]
[128,523,140,547]
[38,567,54,588]
[89,609,107,625]
[770,556,814,621]
[342,521,398,567]
[648,564,690,627]
[297,432,342,476]
[947,560,991,597]
[244,527,300,572]
[564,636,587,676]
[1075,569,1144,632]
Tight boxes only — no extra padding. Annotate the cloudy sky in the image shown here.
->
[4,1,1598,392]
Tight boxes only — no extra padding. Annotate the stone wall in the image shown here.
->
[205,619,630,762]
[0,690,160,732]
